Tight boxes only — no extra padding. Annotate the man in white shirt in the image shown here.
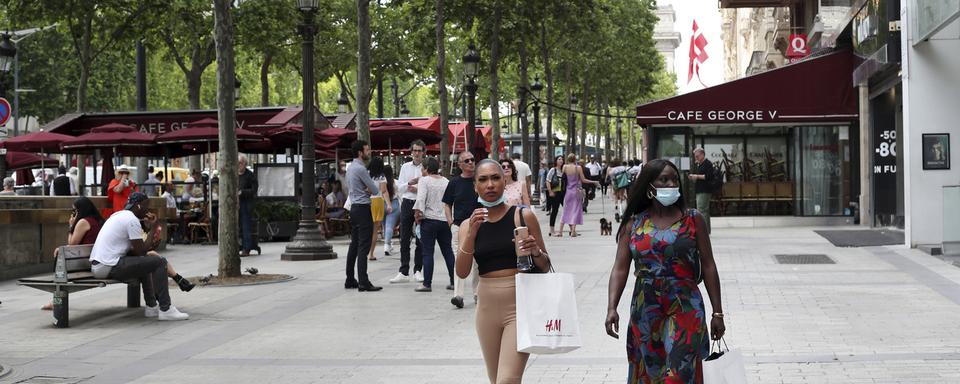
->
[511,152,532,194]
[390,140,426,283]
[89,192,189,321]
[584,155,602,208]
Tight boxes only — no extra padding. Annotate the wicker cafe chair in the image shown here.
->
[187,202,212,244]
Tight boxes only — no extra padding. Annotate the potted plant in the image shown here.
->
[253,200,301,241]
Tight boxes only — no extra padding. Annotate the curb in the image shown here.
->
[199,275,297,288]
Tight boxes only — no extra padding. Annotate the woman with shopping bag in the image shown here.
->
[456,158,551,384]
[605,159,725,384]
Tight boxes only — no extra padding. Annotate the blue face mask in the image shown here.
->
[651,185,681,206]
[477,195,506,208]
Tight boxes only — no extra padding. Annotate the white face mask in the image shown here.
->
[651,185,681,206]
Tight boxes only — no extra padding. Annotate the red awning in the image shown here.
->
[635,50,859,126]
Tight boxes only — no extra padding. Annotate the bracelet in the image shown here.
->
[712,312,724,319]
[458,246,474,255]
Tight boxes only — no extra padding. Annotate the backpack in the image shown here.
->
[614,171,631,189]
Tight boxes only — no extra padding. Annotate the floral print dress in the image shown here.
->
[626,209,709,384]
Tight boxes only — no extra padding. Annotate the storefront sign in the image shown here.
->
[874,129,897,175]
[786,34,809,59]
[128,120,250,135]
[666,110,778,122]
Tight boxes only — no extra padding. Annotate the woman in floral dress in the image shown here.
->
[605,159,725,383]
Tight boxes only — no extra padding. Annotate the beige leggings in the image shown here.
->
[476,275,529,383]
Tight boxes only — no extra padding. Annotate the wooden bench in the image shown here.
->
[17,244,140,328]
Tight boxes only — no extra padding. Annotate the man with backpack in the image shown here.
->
[688,147,718,233]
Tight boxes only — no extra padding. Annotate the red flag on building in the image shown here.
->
[687,20,709,87]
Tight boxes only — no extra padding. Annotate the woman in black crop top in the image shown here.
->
[455,159,551,384]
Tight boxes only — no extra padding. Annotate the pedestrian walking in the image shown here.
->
[688,147,714,233]
[412,158,455,292]
[238,155,258,256]
[545,155,565,237]
[390,140,426,284]
[344,140,383,292]
[500,158,531,207]
[444,151,479,308]
[456,159,551,383]
[367,157,393,261]
[605,159,725,383]
[560,154,599,237]
[381,165,401,256]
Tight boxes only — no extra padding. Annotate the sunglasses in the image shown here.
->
[501,164,511,170]
[461,158,475,164]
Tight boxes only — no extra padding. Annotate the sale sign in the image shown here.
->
[786,34,809,59]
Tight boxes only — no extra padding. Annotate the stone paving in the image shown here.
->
[2,194,960,383]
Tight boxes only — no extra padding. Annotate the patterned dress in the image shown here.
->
[626,209,709,384]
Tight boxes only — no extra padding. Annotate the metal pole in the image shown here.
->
[13,48,19,136]
[532,100,541,198]
[282,7,336,261]
[465,78,477,153]
[392,78,399,117]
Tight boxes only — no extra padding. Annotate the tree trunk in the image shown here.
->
[356,0,372,142]
[579,78,588,160]
[488,5,503,160]
[77,64,90,112]
[435,0,450,176]
[518,37,529,166]
[260,52,273,107]
[540,21,554,160]
[213,0,240,278]
[604,101,611,162]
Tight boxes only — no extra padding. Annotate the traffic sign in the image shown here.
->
[0,97,10,127]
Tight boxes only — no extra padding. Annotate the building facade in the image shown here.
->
[654,4,682,75]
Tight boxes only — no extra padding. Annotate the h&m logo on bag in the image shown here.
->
[544,319,562,333]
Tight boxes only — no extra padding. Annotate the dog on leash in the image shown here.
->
[600,218,612,236]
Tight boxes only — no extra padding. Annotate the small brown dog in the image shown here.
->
[600,218,612,236]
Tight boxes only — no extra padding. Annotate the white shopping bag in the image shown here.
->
[703,340,748,384]
[515,272,582,354]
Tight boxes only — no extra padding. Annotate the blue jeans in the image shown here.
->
[239,200,253,253]
[419,219,455,288]
[382,199,401,247]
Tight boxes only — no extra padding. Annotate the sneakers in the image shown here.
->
[144,305,159,318]
[158,306,189,321]
[389,272,411,283]
[445,284,454,291]
[414,284,432,292]
[414,271,424,282]
[451,296,464,309]
[384,244,393,256]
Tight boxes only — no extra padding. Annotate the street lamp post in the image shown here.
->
[0,34,15,178]
[530,75,544,199]
[400,99,410,117]
[462,43,480,154]
[568,94,578,155]
[283,0,336,261]
[337,90,349,114]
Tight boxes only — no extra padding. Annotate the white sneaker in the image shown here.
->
[158,306,189,321]
[384,244,393,256]
[144,305,159,318]
[389,272,410,284]
[414,271,424,282]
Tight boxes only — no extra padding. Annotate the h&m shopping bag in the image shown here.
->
[515,272,582,354]
[703,339,748,384]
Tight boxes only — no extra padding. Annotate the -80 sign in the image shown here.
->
[876,130,897,157]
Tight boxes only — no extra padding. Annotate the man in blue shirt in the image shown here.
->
[345,140,383,292]
[443,151,479,308]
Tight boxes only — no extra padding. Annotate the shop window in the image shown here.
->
[746,137,789,181]
[657,133,689,170]
[703,137,744,182]
[800,126,849,215]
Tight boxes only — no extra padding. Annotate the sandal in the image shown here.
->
[368,257,377,261]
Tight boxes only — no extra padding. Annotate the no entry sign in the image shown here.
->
[0,97,10,127]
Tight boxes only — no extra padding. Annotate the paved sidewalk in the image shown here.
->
[2,194,960,383]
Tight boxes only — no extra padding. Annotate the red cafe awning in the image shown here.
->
[635,50,859,126]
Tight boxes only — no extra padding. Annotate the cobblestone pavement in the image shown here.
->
[2,194,960,383]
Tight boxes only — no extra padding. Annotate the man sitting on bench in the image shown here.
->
[90,192,189,321]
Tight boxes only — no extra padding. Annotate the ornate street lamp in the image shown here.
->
[400,99,410,117]
[569,94,578,155]
[337,90,349,114]
[283,0,336,261]
[462,43,480,153]
[530,75,544,197]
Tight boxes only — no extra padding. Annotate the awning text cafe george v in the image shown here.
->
[635,50,860,217]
